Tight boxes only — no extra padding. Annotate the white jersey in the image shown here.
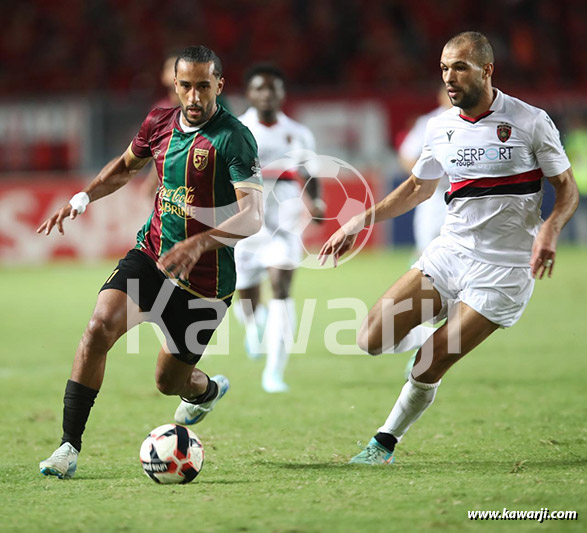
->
[238,108,316,178]
[235,109,316,283]
[413,89,570,267]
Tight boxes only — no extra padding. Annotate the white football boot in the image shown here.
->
[39,442,79,479]
[262,371,290,393]
[174,375,230,425]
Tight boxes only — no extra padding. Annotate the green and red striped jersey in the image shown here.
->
[128,105,262,300]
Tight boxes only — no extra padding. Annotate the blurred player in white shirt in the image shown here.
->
[236,64,324,393]
[319,32,579,465]
[398,86,452,253]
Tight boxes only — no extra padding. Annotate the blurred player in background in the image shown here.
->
[140,50,182,198]
[155,50,182,109]
[37,45,263,479]
[235,64,324,393]
[563,113,587,242]
[319,32,578,465]
[398,86,452,253]
[397,87,452,376]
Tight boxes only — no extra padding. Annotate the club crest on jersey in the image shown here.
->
[497,123,512,143]
[193,148,209,171]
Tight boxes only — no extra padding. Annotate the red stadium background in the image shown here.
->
[1,0,585,263]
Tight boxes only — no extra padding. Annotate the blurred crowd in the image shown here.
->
[2,0,585,97]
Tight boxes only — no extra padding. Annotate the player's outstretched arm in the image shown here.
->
[158,187,263,281]
[318,175,439,266]
[37,150,151,236]
[531,167,579,279]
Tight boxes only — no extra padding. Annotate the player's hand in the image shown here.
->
[530,222,558,279]
[317,222,360,267]
[36,203,78,236]
[158,236,206,281]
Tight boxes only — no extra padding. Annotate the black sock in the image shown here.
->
[183,377,218,405]
[60,379,99,453]
[374,432,397,452]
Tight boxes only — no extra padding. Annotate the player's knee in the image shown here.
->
[357,326,382,356]
[84,315,121,351]
[272,285,290,300]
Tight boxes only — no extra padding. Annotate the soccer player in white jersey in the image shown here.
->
[319,31,579,464]
[236,64,324,393]
[399,86,452,253]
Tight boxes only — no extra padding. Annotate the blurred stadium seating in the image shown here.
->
[1,0,585,262]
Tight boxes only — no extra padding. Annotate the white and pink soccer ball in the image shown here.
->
[140,424,204,484]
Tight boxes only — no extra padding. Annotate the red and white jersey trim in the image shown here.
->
[238,108,316,180]
[445,168,543,202]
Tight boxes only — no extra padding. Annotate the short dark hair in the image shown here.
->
[244,63,285,87]
[175,45,223,78]
[445,31,494,66]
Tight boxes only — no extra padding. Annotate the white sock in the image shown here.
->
[243,309,262,354]
[278,298,296,376]
[383,324,436,354]
[377,376,441,441]
[255,303,268,329]
[263,299,292,382]
[285,298,297,339]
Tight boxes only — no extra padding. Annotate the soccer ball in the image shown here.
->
[139,423,204,484]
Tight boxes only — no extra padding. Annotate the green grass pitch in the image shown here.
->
[0,248,585,532]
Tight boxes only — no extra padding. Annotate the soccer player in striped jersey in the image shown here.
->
[37,45,263,479]
[319,31,579,465]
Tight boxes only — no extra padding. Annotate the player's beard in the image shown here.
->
[451,81,484,113]
[182,101,215,127]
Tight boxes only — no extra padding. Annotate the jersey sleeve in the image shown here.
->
[532,110,571,177]
[129,110,157,160]
[226,127,263,191]
[411,122,445,180]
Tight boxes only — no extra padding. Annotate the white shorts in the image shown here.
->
[412,237,535,328]
[235,180,304,290]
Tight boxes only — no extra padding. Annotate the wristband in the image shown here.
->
[69,192,90,214]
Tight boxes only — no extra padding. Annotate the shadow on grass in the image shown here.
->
[408,457,587,471]
[199,479,254,485]
[254,457,587,473]
[253,461,350,470]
